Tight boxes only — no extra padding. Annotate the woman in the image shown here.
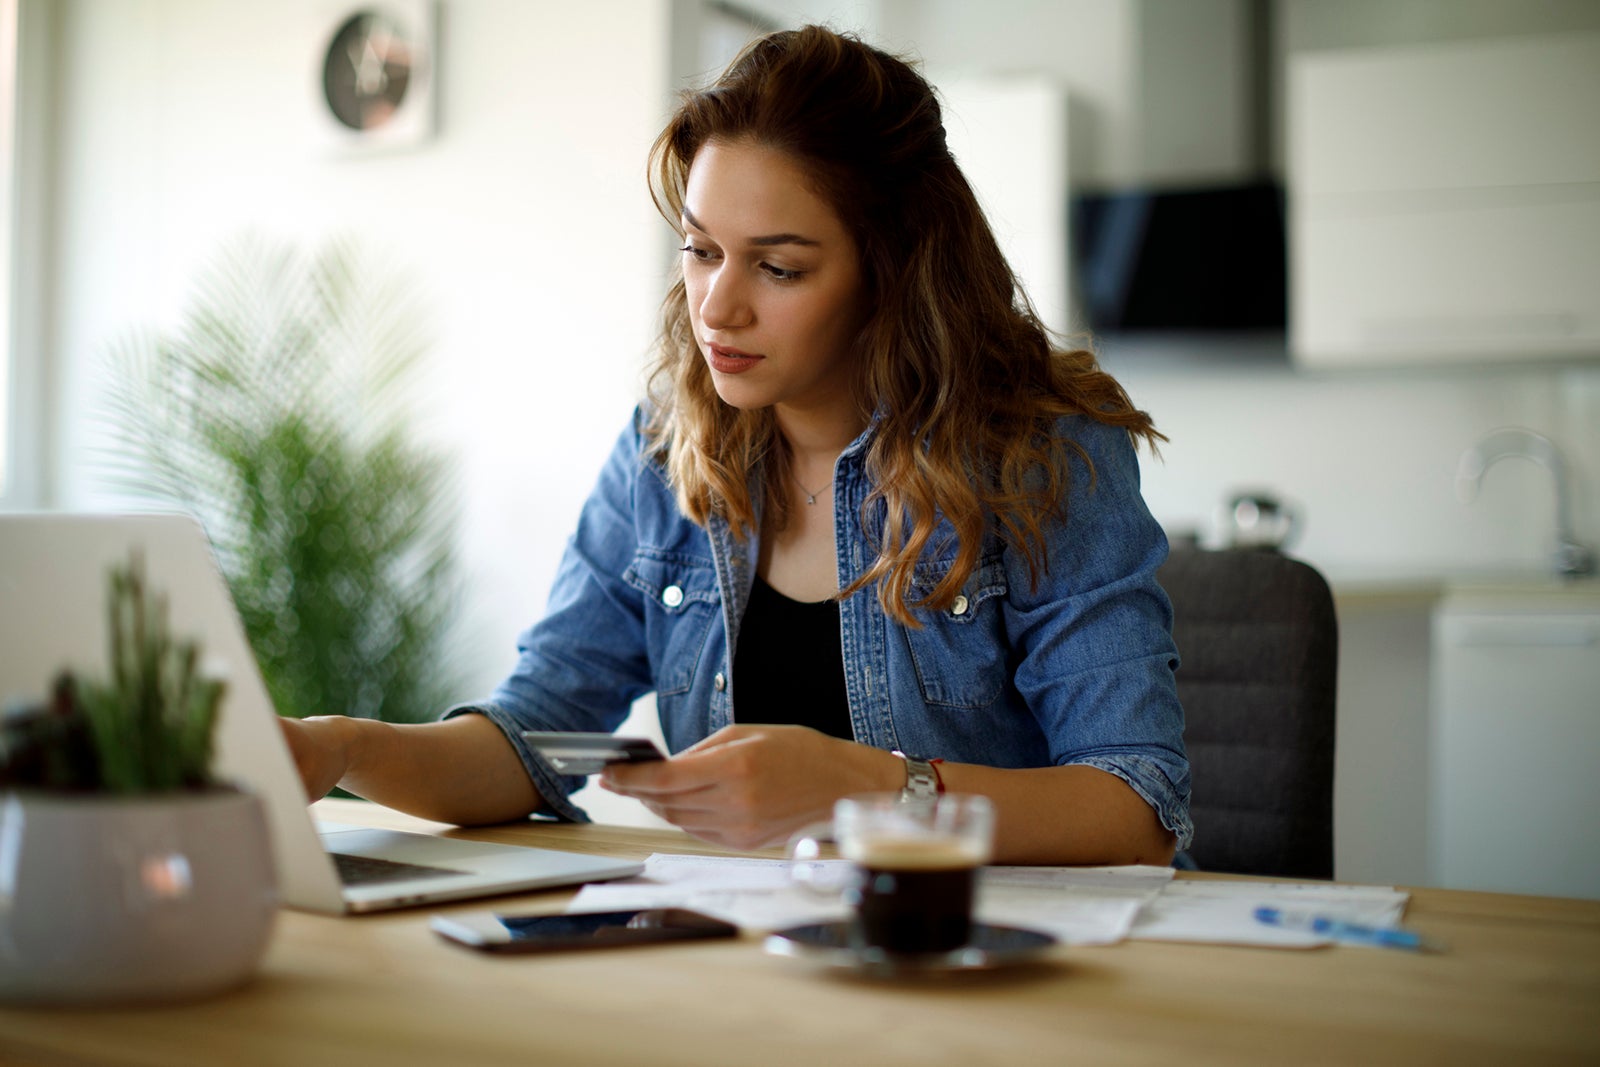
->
[283,26,1190,866]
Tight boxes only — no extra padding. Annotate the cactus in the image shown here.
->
[0,553,225,793]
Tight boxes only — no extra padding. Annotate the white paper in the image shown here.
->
[978,864,1174,946]
[567,855,1172,946]
[566,855,1408,950]
[567,854,849,931]
[1129,879,1410,947]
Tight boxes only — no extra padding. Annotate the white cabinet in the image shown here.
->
[1289,34,1600,367]
[939,78,1072,338]
[1429,586,1600,899]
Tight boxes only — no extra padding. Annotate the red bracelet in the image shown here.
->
[929,758,946,794]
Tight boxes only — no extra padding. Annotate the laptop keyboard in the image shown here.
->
[330,852,472,886]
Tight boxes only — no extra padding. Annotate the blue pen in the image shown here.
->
[1253,906,1436,952]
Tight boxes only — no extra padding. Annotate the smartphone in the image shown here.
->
[520,731,667,776]
[430,908,738,954]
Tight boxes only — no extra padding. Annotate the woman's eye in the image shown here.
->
[679,243,802,281]
[760,263,805,282]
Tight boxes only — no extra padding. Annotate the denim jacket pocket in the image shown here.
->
[623,548,720,696]
[903,555,1010,709]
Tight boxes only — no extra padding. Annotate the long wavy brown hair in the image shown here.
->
[644,26,1163,625]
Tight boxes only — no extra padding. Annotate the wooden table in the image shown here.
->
[3,799,1597,1066]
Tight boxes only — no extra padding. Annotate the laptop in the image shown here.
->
[0,512,643,913]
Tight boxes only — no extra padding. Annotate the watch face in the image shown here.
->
[322,10,416,132]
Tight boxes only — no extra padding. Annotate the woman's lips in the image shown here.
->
[706,343,763,374]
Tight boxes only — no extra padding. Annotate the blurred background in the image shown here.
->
[2,0,1596,896]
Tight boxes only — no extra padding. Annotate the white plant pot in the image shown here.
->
[0,787,278,1004]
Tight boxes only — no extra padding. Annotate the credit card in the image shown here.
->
[520,732,667,776]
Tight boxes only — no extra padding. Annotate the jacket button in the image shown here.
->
[662,584,684,608]
[951,594,969,616]
[713,672,727,692]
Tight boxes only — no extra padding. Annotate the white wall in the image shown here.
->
[44,0,672,696]
[1118,361,1600,581]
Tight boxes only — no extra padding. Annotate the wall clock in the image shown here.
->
[316,1,436,151]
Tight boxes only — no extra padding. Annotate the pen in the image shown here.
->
[1253,906,1436,952]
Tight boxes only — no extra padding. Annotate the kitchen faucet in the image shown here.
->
[1455,427,1596,579]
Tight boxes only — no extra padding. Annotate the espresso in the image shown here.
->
[843,838,982,954]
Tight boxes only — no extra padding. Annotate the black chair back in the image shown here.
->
[1159,548,1338,879]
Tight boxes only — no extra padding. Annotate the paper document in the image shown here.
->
[565,854,1408,950]
[1129,879,1410,947]
[978,864,1173,946]
[567,855,1172,945]
[569,853,849,931]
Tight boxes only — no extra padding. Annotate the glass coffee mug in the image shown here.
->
[789,793,995,954]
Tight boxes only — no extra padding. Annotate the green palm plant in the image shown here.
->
[98,235,460,726]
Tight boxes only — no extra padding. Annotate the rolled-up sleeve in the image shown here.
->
[442,414,657,823]
[1004,417,1192,850]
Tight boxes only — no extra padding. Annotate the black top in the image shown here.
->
[732,575,853,740]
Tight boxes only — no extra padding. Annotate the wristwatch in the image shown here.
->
[893,751,944,804]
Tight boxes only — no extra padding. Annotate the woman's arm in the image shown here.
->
[935,758,1175,865]
[280,712,541,826]
[276,414,662,826]
[1001,417,1192,857]
[600,723,1174,864]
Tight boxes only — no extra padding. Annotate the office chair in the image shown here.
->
[1158,548,1338,879]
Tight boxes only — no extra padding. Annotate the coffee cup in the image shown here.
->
[789,793,994,954]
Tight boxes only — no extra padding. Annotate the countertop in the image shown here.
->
[1316,564,1600,608]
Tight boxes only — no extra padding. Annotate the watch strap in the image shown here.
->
[893,751,944,803]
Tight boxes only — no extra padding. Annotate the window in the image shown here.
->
[0,0,16,501]
[0,0,40,509]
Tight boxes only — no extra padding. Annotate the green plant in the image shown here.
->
[0,555,224,793]
[97,236,460,726]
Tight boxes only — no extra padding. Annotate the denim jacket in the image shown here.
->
[447,407,1193,849]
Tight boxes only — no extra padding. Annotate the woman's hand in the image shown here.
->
[598,724,900,850]
[277,713,542,826]
[278,715,353,802]
[601,726,1177,864]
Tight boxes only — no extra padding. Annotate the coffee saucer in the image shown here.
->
[764,921,1057,978]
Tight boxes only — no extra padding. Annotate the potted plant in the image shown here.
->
[0,555,277,1005]
[98,236,463,731]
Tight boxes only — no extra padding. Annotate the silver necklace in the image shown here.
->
[794,474,833,505]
